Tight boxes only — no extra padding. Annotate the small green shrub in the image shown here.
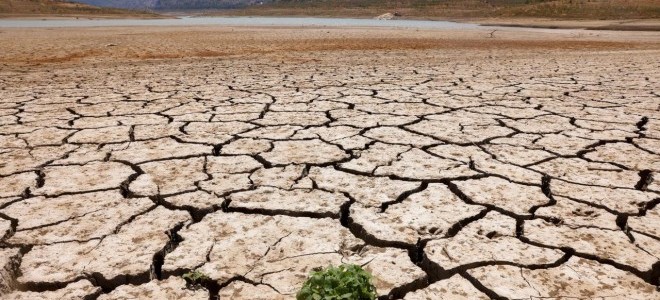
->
[296,264,377,300]
[182,270,210,285]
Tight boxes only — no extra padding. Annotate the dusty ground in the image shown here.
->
[0,26,659,299]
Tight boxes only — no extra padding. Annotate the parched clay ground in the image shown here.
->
[0,26,659,299]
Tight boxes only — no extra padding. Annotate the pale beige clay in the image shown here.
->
[1,25,658,299]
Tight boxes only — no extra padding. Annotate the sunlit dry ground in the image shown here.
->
[0,26,659,299]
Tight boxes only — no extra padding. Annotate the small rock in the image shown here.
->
[375,13,395,20]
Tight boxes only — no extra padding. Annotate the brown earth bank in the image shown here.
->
[474,18,660,31]
[0,0,163,19]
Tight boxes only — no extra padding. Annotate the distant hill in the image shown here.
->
[0,0,159,16]
[44,0,660,19]
[73,0,267,10]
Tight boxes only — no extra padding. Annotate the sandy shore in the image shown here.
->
[0,25,659,299]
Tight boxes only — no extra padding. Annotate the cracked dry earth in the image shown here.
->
[0,28,660,300]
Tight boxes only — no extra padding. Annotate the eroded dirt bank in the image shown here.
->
[0,26,659,299]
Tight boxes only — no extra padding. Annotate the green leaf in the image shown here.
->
[296,264,377,300]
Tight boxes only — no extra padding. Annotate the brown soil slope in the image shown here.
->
[0,0,161,18]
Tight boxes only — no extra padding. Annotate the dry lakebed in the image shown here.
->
[0,19,659,299]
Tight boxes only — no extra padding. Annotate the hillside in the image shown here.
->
[63,1,660,19]
[0,0,161,17]
[220,0,660,20]
[74,0,265,10]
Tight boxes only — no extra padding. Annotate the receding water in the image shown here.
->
[0,16,480,29]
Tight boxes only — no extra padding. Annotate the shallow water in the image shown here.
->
[0,16,480,29]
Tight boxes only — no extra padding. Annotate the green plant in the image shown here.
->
[182,270,210,285]
[296,264,377,300]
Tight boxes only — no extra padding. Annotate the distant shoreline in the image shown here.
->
[2,2,660,32]
[3,14,657,32]
[153,7,660,32]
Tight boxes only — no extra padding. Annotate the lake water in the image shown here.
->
[0,16,480,29]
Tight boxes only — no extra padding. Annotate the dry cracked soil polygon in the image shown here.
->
[0,44,658,300]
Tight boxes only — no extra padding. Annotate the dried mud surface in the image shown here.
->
[0,26,659,299]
